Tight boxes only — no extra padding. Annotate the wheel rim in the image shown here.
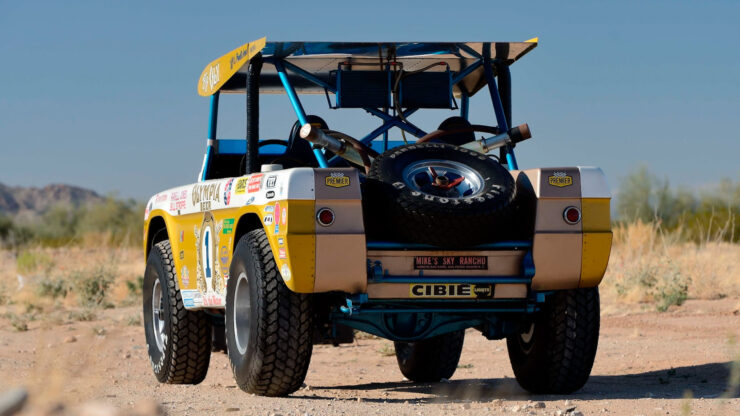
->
[518,323,535,353]
[151,279,166,351]
[402,159,484,199]
[233,272,251,355]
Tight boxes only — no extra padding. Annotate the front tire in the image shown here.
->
[226,229,313,396]
[506,288,600,394]
[394,330,465,382]
[143,240,212,384]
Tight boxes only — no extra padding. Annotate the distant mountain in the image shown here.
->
[0,183,105,218]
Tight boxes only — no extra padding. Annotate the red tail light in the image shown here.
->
[316,208,335,226]
[563,206,581,225]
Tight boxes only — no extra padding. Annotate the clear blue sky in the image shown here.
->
[1,0,738,200]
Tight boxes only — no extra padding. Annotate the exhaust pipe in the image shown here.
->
[299,124,369,167]
[461,123,531,154]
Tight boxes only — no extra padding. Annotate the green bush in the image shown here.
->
[16,251,55,275]
[70,264,116,308]
[36,276,69,300]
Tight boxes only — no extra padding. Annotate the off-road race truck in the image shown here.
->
[142,37,612,397]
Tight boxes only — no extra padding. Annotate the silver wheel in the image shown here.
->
[151,279,166,351]
[233,272,251,355]
[402,159,484,198]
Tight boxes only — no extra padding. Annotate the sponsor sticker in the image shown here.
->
[181,266,190,287]
[264,214,274,225]
[409,283,494,299]
[266,175,277,189]
[183,298,195,308]
[414,256,488,270]
[281,208,287,225]
[278,247,287,259]
[155,193,168,203]
[281,264,291,281]
[274,202,281,234]
[325,172,350,188]
[223,178,234,205]
[266,190,275,199]
[264,205,274,213]
[179,230,185,243]
[170,190,188,211]
[222,218,234,234]
[247,174,263,193]
[548,171,573,187]
[179,250,184,260]
[277,237,284,245]
[235,178,248,194]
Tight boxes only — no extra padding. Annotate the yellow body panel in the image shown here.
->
[144,198,319,302]
[580,232,613,287]
[581,198,611,232]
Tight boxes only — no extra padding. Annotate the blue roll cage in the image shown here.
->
[199,44,544,341]
[202,46,519,182]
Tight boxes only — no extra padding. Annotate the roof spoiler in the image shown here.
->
[198,37,267,96]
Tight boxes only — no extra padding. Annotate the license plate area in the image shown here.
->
[413,255,488,270]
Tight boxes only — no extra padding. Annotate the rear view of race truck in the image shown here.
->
[142,37,612,397]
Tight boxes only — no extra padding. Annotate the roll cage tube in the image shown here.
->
[245,53,262,175]
[202,53,518,173]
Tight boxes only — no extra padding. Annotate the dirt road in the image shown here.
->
[1,298,738,415]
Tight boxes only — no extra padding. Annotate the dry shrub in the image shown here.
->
[603,221,740,310]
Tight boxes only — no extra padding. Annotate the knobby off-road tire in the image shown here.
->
[226,229,313,397]
[364,143,516,247]
[143,240,212,384]
[506,288,600,394]
[394,330,465,382]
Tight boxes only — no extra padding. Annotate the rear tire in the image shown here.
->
[506,288,600,394]
[143,240,212,384]
[225,229,313,396]
[394,330,465,382]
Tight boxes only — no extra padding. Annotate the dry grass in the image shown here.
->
[602,221,740,310]
[0,246,143,325]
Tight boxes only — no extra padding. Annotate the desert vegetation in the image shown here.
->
[0,168,738,324]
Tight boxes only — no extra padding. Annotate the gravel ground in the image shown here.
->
[1,298,739,415]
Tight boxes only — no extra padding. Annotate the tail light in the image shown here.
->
[316,208,335,226]
[563,206,581,225]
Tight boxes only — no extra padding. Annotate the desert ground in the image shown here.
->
[1,227,739,415]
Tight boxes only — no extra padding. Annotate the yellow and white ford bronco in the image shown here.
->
[142,38,612,396]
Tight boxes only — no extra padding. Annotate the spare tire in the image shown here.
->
[364,142,516,247]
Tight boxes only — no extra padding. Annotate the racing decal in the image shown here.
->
[222,218,234,235]
[414,256,488,270]
[192,182,221,212]
[274,202,281,233]
[266,190,275,199]
[266,175,277,189]
[280,264,291,281]
[170,190,188,211]
[325,172,350,188]
[409,283,494,299]
[278,237,284,245]
[548,171,573,187]
[179,250,185,260]
[281,207,287,225]
[247,174,263,193]
[264,205,274,213]
[278,247,287,259]
[235,178,248,194]
[219,244,230,281]
[194,212,225,296]
[181,266,190,287]
[155,193,168,203]
[223,178,234,205]
[198,37,266,96]
[264,214,274,225]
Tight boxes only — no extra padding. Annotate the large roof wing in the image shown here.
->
[198,38,538,97]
